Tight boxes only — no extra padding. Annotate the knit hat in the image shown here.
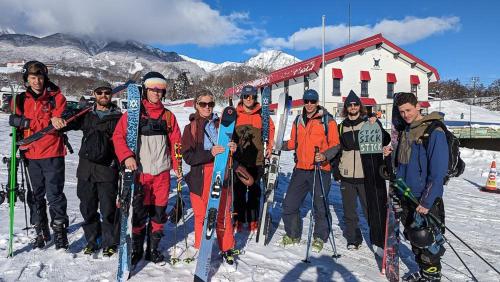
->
[303,89,319,101]
[142,71,167,90]
[345,90,361,105]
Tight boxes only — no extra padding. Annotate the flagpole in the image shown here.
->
[321,15,326,108]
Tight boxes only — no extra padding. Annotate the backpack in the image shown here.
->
[79,128,113,165]
[419,120,465,184]
[292,112,333,162]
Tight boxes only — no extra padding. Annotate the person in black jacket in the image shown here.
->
[70,82,122,257]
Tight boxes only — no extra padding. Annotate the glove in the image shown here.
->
[390,193,403,214]
[9,114,30,129]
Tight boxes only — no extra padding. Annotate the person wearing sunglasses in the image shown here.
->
[332,90,390,253]
[67,82,123,257]
[181,89,240,263]
[280,89,340,253]
[232,85,275,233]
[9,61,70,250]
[113,71,182,265]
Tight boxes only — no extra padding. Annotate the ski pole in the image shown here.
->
[443,235,478,281]
[19,158,29,236]
[393,178,500,275]
[315,147,340,259]
[303,148,319,263]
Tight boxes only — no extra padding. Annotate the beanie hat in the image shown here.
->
[142,71,167,90]
[303,89,319,101]
[345,90,361,105]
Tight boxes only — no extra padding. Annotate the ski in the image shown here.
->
[116,84,141,281]
[194,106,237,282]
[17,106,92,146]
[256,92,290,245]
[8,91,18,257]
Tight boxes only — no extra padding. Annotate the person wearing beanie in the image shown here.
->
[67,82,122,257]
[9,61,70,250]
[113,71,182,265]
[280,88,340,253]
[232,85,275,233]
[331,90,390,253]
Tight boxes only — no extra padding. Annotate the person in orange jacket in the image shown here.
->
[181,89,239,264]
[9,61,69,250]
[232,85,275,232]
[112,72,182,265]
[280,89,340,252]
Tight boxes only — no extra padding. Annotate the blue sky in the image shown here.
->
[1,0,498,85]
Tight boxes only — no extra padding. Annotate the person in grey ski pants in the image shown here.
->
[282,168,332,241]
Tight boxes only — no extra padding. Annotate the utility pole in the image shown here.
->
[321,15,326,108]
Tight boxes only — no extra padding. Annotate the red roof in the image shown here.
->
[225,34,439,97]
[183,99,194,107]
[342,96,377,106]
[269,99,304,110]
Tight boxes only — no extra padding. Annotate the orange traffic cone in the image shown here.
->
[483,161,497,192]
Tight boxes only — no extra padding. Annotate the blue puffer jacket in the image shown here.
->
[396,112,449,209]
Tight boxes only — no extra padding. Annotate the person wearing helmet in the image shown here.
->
[67,82,122,257]
[280,89,340,253]
[232,85,275,233]
[9,61,69,250]
[112,72,182,265]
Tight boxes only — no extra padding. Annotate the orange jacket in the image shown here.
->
[234,102,275,167]
[286,107,340,171]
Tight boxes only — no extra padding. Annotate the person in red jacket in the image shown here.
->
[181,89,239,264]
[9,61,69,250]
[233,85,275,232]
[112,72,182,265]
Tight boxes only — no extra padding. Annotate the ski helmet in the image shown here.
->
[141,71,167,97]
[22,60,49,83]
[407,213,438,249]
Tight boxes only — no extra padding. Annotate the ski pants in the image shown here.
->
[190,162,234,251]
[233,165,263,224]
[340,181,368,245]
[401,197,446,276]
[77,178,119,249]
[26,157,68,228]
[132,170,170,235]
[282,168,332,242]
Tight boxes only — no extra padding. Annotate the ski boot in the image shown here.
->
[33,223,51,249]
[312,238,324,253]
[281,234,300,246]
[131,229,146,266]
[402,271,422,282]
[145,231,164,263]
[347,242,361,250]
[220,248,240,265]
[420,266,441,281]
[52,221,69,250]
[102,245,117,257]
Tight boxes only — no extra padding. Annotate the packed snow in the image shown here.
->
[429,99,500,124]
[0,107,499,282]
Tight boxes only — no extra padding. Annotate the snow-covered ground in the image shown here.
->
[0,107,499,282]
[429,99,500,124]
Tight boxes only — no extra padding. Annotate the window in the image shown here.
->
[361,81,368,97]
[304,75,309,90]
[387,82,394,98]
[411,84,418,96]
[284,80,289,94]
[333,78,341,96]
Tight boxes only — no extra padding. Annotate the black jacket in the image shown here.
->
[71,104,122,183]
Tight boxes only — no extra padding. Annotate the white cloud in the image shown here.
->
[243,48,259,55]
[262,16,460,51]
[0,0,255,46]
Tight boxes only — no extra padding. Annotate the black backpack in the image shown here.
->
[79,129,113,165]
[420,120,465,184]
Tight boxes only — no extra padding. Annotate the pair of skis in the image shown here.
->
[256,89,291,245]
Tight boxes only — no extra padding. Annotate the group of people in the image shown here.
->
[8,60,449,281]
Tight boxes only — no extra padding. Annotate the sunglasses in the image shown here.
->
[242,94,257,100]
[147,88,166,94]
[197,101,215,108]
[347,103,360,107]
[304,99,317,104]
[95,90,112,96]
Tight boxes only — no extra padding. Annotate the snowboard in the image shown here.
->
[359,121,388,249]
[256,92,290,245]
[194,106,237,282]
[116,84,141,282]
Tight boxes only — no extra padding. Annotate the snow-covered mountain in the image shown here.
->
[180,50,301,73]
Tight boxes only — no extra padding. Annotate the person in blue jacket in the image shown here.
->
[388,92,448,282]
